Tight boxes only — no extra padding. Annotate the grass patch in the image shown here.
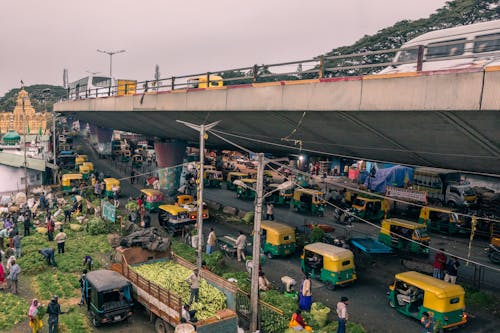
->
[59,307,92,333]
[465,287,500,316]
[33,271,80,301]
[0,293,29,331]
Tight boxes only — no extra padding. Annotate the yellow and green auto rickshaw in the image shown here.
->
[132,154,143,169]
[378,218,430,256]
[176,195,209,221]
[204,164,216,171]
[62,173,83,194]
[103,178,120,198]
[301,242,356,289]
[351,196,386,223]
[387,271,467,330]
[75,155,88,170]
[79,164,91,180]
[291,189,325,216]
[83,161,94,172]
[226,172,249,191]
[140,189,164,212]
[236,178,257,200]
[267,183,293,206]
[203,170,223,188]
[418,206,467,235]
[158,204,194,234]
[261,220,296,258]
[263,170,274,184]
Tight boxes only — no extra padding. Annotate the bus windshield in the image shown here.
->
[396,48,419,63]
[92,76,111,87]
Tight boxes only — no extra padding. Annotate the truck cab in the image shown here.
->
[445,182,476,207]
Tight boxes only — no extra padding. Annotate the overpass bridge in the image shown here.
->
[55,66,500,175]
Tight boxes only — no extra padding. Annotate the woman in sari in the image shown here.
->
[0,262,5,289]
[28,299,43,333]
[299,275,312,311]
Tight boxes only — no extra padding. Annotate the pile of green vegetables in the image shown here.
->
[132,261,227,320]
[0,293,29,331]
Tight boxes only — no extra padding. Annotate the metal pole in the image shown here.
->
[22,97,28,197]
[197,124,205,268]
[109,53,113,80]
[250,152,264,333]
[52,111,57,184]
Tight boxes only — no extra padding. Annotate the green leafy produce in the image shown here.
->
[132,261,227,320]
[222,272,250,292]
[33,272,80,300]
[310,302,331,328]
[0,293,29,330]
[85,216,113,235]
[125,200,139,212]
[59,307,92,333]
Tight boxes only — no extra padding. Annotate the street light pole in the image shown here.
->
[42,88,57,184]
[97,49,126,90]
[22,96,28,197]
[176,120,220,268]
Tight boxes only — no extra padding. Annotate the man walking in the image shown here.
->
[79,269,88,305]
[39,248,57,267]
[7,259,21,294]
[47,295,64,333]
[235,231,247,262]
[54,228,67,254]
[206,228,216,254]
[433,248,447,279]
[265,202,274,220]
[444,256,460,284]
[23,212,31,236]
[186,268,201,304]
[13,232,22,258]
[336,296,349,333]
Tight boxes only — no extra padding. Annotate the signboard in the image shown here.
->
[101,201,116,223]
[386,186,427,204]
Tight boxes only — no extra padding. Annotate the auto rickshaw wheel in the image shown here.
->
[326,282,336,291]
[388,299,396,308]
[266,252,274,259]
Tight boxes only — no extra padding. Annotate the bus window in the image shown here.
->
[473,33,500,53]
[396,48,419,63]
[92,76,111,87]
[427,39,466,59]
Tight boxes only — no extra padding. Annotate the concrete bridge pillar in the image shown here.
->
[95,127,113,158]
[154,140,186,196]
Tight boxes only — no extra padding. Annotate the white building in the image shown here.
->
[0,151,47,194]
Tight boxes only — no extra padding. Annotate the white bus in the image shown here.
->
[68,76,113,99]
[380,19,500,74]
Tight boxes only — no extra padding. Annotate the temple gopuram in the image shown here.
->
[0,89,52,135]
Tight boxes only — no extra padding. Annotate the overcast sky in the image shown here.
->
[0,0,448,96]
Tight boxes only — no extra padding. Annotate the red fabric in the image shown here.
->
[293,313,306,327]
[433,252,447,269]
[0,264,5,282]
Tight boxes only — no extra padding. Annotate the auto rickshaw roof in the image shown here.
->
[383,218,426,229]
[241,178,257,184]
[261,220,295,233]
[104,178,120,186]
[228,172,248,177]
[177,194,193,201]
[83,162,94,167]
[421,206,455,214]
[85,270,130,292]
[159,204,189,214]
[296,188,323,196]
[355,196,381,203]
[79,165,90,172]
[141,189,163,196]
[396,271,465,298]
[62,173,83,181]
[77,154,88,159]
[304,242,354,260]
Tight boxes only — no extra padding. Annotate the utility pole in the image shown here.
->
[43,88,57,184]
[176,120,220,268]
[22,96,28,197]
[97,49,126,91]
[249,152,265,333]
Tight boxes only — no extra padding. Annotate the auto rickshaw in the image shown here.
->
[267,183,293,206]
[204,164,216,171]
[418,206,467,235]
[62,173,83,194]
[351,196,385,223]
[487,237,500,264]
[158,204,194,234]
[378,218,430,256]
[236,178,257,200]
[79,164,91,180]
[176,195,209,221]
[387,271,467,330]
[226,172,249,191]
[75,155,88,170]
[301,242,356,288]
[140,189,164,212]
[261,220,296,258]
[291,189,325,216]
[132,154,143,169]
[84,270,134,327]
[203,170,223,188]
[104,178,121,198]
[263,170,273,184]
[83,161,94,172]
[121,150,131,162]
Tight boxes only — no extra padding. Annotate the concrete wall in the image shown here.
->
[0,165,43,194]
[55,68,500,113]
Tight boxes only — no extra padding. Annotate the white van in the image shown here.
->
[379,19,500,74]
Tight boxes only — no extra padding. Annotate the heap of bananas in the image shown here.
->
[132,261,227,320]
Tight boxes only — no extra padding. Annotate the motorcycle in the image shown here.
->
[334,208,355,225]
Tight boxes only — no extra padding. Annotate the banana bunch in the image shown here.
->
[132,261,227,320]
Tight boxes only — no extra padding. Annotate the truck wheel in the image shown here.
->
[92,316,101,327]
[155,317,173,333]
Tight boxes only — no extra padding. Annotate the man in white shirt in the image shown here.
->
[336,296,348,333]
[186,269,201,304]
[235,231,247,262]
[206,228,216,254]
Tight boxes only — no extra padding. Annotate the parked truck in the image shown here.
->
[413,167,476,207]
[111,247,238,333]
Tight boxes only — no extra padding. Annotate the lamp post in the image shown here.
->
[21,95,28,197]
[97,49,126,90]
[176,120,220,268]
[42,88,57,184]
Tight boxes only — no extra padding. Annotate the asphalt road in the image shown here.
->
[78,137,500,332]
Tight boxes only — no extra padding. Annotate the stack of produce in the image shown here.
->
[132,261,227,320]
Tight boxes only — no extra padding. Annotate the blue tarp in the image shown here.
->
[364,165,414,193]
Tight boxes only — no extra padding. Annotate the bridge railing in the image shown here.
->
[68,35,500,100]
